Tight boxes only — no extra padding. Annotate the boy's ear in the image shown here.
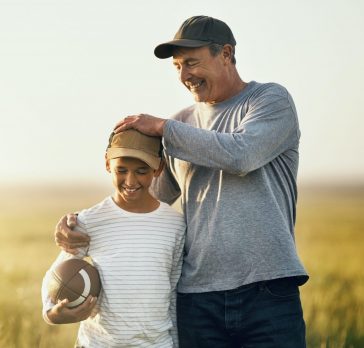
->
[153,159,165,177]
[105,154,111,173]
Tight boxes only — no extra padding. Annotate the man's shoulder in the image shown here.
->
[249,81,290,99]
[170,104,196,121]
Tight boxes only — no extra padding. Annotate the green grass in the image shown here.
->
[0,183,363,347]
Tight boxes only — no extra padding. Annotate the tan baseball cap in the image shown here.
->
[106,130,162,170]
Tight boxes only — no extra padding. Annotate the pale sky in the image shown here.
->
[1,0,363,185]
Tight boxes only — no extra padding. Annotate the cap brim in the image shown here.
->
[154,39,211,59]
[106,148,161,170]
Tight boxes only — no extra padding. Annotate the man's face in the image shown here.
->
[172,46,229,104]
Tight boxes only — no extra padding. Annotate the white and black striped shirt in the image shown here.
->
[42,196,186,347]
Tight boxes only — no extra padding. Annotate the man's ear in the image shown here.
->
[154,159,165,177]
[105,154,111,173]
[222,44,233,63]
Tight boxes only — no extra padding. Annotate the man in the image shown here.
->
[56,16,308,347]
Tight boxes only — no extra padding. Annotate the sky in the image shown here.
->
[1,0,363,186]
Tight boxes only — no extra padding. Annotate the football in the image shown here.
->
[48,258,101,308]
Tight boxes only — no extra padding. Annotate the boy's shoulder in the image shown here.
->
[77,196,113,221]
[158,201,183,218]
[158,202,186,231]
[78,197,184,221]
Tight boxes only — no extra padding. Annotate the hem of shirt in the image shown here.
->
[177,270,309,293]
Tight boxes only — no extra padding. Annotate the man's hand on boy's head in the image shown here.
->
[114,114,167,137]
[54,214,90,254]
[47,296,97,324]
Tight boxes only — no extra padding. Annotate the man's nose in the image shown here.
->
[179,65,190,82]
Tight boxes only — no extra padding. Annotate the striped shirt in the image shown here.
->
[42,196,186,348]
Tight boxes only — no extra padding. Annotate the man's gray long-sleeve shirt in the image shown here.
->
[152,81,308,293]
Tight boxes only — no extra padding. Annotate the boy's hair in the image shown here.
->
[106,130,163,170]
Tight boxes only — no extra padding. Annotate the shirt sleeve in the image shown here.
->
[150,155,181,205]
[163,88,300,177]
[41,214,89,324]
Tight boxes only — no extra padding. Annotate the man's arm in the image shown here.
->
[114,87,299,177]
[162,91,299,176]
[150,158,181,205]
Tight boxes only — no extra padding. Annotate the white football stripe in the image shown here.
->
[66,269,91,308]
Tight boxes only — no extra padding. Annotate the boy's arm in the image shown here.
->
[45,295,97,324]
[42,215,96,324]
[41,250,90,324]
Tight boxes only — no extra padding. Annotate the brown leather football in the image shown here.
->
[48,258,101,308]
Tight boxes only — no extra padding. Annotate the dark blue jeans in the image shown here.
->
[177,277,306,348]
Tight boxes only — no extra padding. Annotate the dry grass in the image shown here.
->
[296,185,364,347]
[0,183,363,347]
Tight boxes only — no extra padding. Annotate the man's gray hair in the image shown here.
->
[208,43,236,65]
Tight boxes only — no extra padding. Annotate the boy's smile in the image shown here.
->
[122,186,140,193]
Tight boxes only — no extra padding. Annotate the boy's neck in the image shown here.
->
[112,193,160,213]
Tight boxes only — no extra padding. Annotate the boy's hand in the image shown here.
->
[47,296,97,324]
[54,214,90,254]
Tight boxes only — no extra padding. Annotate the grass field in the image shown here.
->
[0,183,363,347]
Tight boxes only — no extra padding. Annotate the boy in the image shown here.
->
[41,130,186,348]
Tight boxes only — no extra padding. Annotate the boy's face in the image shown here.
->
[106,156,161,207]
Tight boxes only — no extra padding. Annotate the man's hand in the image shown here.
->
[46,296,97,324]
[114,114,167,136]
[55,214,90,254]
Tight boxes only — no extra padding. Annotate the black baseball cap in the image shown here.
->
[154,16,236,59]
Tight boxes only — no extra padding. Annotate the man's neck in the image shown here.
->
[206,77,247,105]
[228,67,246,95]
